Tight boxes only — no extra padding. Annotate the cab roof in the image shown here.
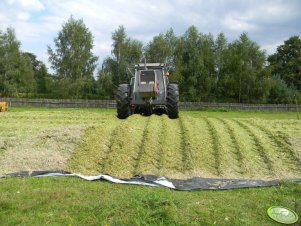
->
[135,63,165,70]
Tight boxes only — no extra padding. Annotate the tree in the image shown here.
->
[0,27,36,97]
[48,16,98,80]
[268,36,301,91]
[145,33,167,63]
[176,26,217,101]
[48,16,98,98]
[178,26,202,101]
[212,33,230,100]
[96,63,113,99]
[100,26,143,90]
[200,33,216,101]
[222,33,267,102]
[145,28,178,70]
[111,26,143,84]
[23,52,51,94]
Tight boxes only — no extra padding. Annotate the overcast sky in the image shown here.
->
[1,0,300,69]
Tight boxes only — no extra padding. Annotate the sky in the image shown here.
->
[0,0,301,69]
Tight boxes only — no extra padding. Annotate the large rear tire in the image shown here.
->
[166,83,179,119]
[116,84,130,119]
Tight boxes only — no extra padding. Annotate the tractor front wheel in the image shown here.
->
[166,83,179,119]
[116,84,130,119]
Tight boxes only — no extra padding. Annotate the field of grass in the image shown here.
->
[1,176,300,225]
[0,108,301,225]
[0,108,300,179]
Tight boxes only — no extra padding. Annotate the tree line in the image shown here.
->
[0,16,300,103]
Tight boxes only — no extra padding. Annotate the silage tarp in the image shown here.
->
[1,171,300,190]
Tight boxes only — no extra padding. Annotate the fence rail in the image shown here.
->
[0,98,298,111]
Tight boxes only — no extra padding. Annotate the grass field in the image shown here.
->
[0,108,301,225]
[0,177,300,226]
[1,108,300,180]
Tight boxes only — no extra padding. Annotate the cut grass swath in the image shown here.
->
[223,119,267,178]
[203,118,222,176]
[158,115,183,177]
[103,115,148,177]
[178,116,217,178]
[179,116,194,172]
[134,115,163,176]
[133,116,151,174]
[249,119,301,168]
[215,118,245,175]
[208,118,246,178]
[233,119,274,177]
[67,118,121,175]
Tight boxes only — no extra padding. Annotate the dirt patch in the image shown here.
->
[0,125,86,175]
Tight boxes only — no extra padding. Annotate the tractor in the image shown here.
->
[116,63,179,119]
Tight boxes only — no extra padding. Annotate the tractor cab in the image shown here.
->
[131,63,167,103]
[117,63,179,119]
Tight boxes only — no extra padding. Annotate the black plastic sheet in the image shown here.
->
[2,171,300,190]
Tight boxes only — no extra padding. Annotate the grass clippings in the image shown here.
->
[0,108,301,180]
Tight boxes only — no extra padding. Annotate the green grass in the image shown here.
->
[1,108,301,225]
[182,110,300,120]
[1,108,300,179]
[0,177,300,226]
[8,107,300,119]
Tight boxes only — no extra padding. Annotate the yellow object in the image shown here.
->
[0,102,8,112]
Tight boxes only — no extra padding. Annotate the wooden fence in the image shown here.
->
[0,97,298,111]
[0,98,115,109]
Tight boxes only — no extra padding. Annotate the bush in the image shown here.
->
[268,76,297,104]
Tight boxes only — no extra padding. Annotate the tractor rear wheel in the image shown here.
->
[116,84,130,119]
[166,83,179,119]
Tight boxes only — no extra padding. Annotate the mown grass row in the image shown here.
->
[67,119,120,175]
[246,119,301,173]
[67,114,301,179]
[233,119,274,176]
[207,118,247,178]
[178,116,194,172]
[158,116,183,177]
[215,118,244,175]
[103,115,147,177]
[178,116,217,178]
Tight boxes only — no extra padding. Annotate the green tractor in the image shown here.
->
[116,63,179,119]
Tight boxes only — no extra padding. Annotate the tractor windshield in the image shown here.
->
[140,70,156,83]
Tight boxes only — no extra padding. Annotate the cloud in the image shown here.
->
[19,0,44,11]
[2,0,44,22]
[0,0,300,68]
[222,16,257,32]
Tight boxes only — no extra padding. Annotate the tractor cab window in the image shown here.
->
[140,70,156,84]
[155,70,165,99]
[155,70,164,91]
